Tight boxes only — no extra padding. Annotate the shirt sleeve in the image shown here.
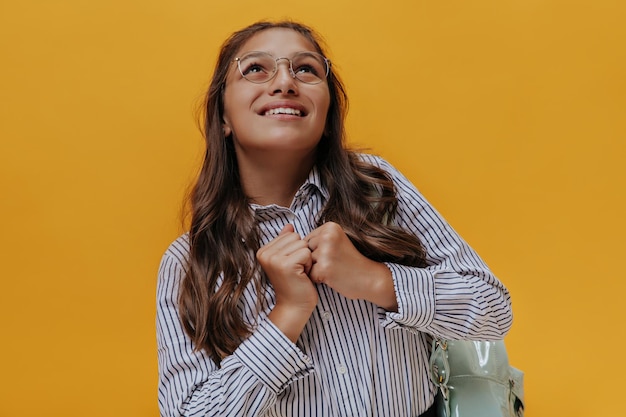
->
[156,238,314,417]
[368,156,513,340]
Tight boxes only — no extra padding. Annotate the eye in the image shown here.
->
[241,61,269,75]
[294,63,318,76]
[237,52,276,80]
[292,53,327,81]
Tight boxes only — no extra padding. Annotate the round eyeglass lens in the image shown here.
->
[237,52,275,83]
[290,52,328,84]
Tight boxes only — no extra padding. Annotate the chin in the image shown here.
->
[264,133,321,150]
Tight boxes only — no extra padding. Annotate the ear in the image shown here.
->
[222,121,232,137]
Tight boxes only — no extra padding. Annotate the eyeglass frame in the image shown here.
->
[233,51,331,85]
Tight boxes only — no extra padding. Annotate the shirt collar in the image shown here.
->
[249,165,329,213]
[302,164,329,200]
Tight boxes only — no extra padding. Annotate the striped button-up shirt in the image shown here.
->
[156,154,512,416]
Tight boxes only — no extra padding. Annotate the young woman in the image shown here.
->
[156,20,512,417]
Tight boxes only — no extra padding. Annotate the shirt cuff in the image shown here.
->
[380,263,436,330]
[234,318,314,394]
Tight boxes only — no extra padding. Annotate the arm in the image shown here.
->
[156,239,314,417]
[372,156,513,340]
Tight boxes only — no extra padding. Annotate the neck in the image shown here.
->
[236,150,316,207]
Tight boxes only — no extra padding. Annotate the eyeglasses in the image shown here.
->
[234,51,330,85]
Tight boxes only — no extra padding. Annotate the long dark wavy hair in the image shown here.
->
[179,20,428,365]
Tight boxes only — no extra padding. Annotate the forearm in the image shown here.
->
[158,319,314,417]
[159,359,275,417]
[366,155,513,338]
[381,263,512,339]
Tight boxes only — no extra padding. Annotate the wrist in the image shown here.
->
[268,302,315,343]
[364,262,398,312]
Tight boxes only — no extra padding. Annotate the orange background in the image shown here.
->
[1,1,624,416]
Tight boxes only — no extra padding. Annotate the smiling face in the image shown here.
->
[222,28,331,160]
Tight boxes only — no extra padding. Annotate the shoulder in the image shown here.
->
[353,151,384,165]
[351,152,394,170]
[158,233,190,275]
[156,234,190,304]
[351,152,405,179]
[351,152,425,202]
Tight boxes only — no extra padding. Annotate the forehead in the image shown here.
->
[237,28,319,57]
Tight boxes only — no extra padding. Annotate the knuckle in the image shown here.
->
[257,250,273,266]
[325,222,342,235]
[326,221,340,230]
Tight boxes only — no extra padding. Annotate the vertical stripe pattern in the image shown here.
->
[156,154,512,416]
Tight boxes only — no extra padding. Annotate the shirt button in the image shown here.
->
[321,311,332,321]
[337,364,347,375]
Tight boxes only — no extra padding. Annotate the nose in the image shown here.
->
[269,58,298,95]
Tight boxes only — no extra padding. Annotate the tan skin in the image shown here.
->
[223,29,397,343]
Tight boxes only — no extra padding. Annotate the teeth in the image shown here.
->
[265,107,302,116]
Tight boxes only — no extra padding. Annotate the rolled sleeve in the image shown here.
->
[233,319,314,394]
[380,263,435,329]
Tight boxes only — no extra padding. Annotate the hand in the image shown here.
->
[256,224,317,341]
[305,222,398,311]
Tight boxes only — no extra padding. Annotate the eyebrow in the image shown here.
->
[238,50,321,59]
[237,51,268,58]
